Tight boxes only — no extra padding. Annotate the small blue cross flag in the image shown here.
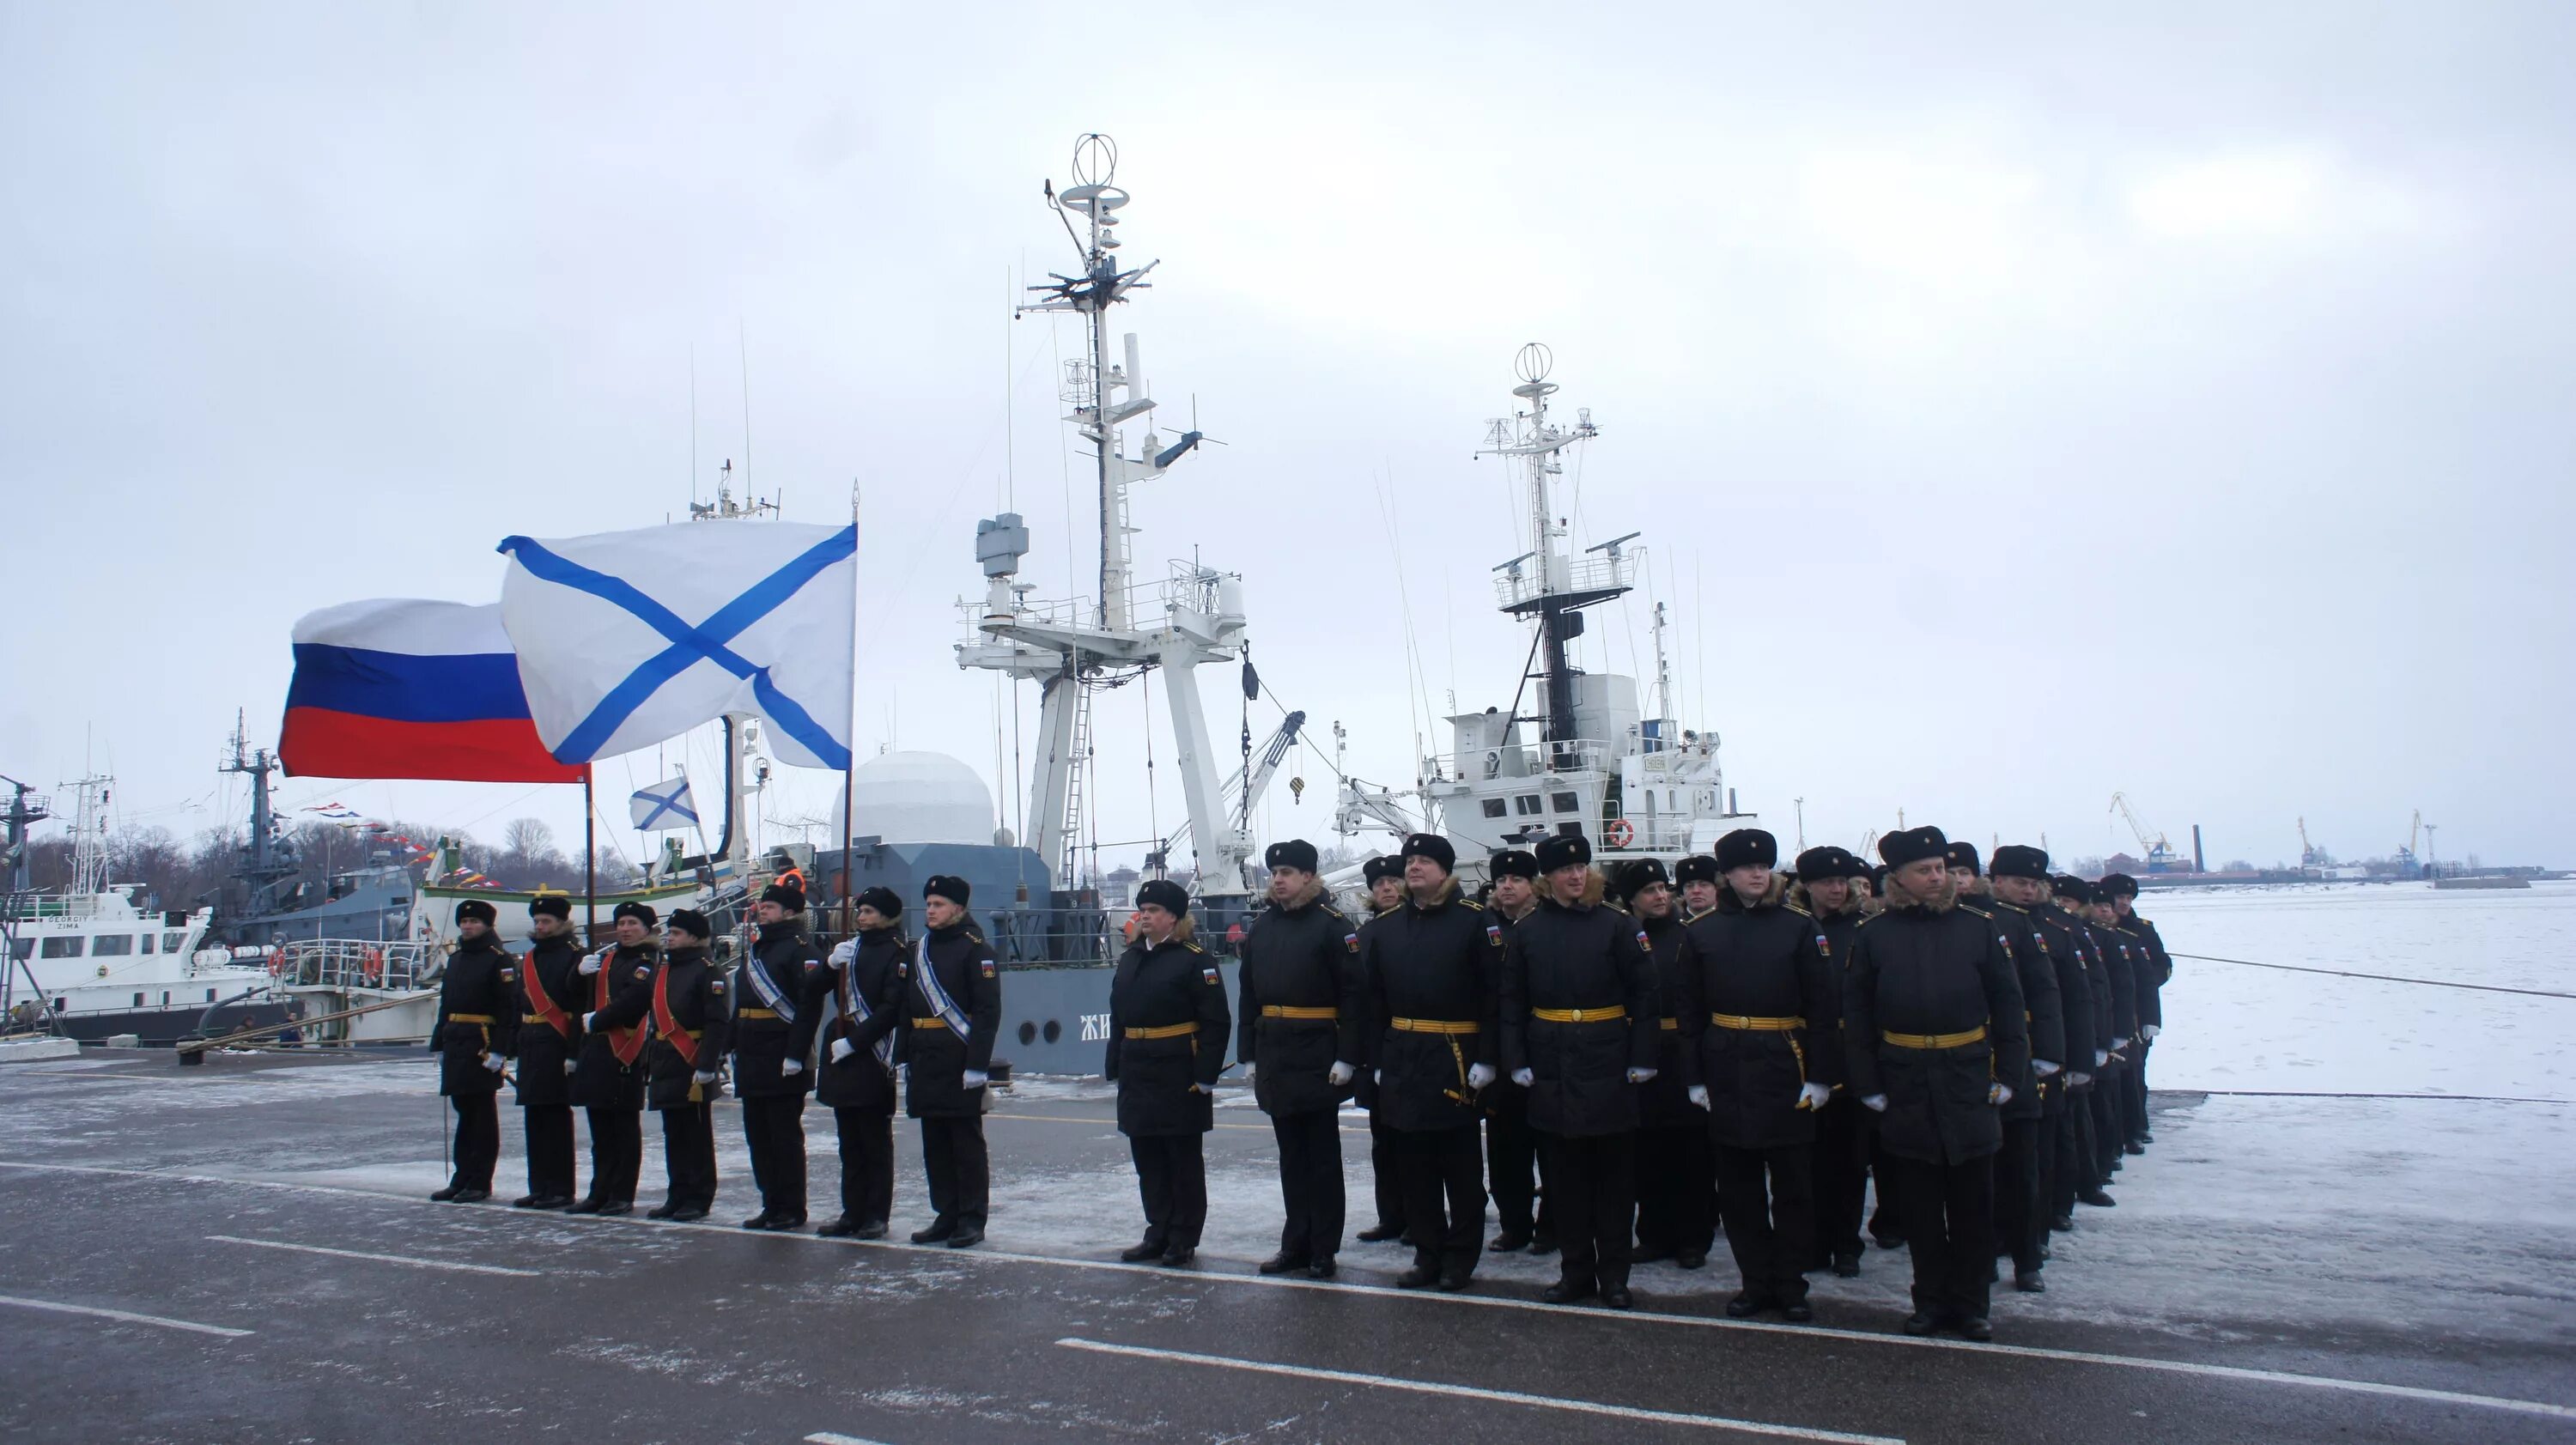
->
[496,522,856,769]
[629,774,699,831]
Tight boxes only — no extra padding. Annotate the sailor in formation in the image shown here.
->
[567,901,658,1216]
[1950,842,2065,1295]
[1106,878,1232,1267]
[428,898,517,1203]
[1478,847,1553,1256]
[1360,833,1502,1291]
[586,908,730,1221]
[1500,833,1659,1308]
[904,875,1001,1249]
[2100,874,2169,1153]
[511,894,586,1210]
[733,881,824,1230]
[1790,846,1871,1278]
[788,886,908,1240]
[1350,853,1411,1246]
[1676,829,1839,1321]
[1623,857,1711,1272]
[1233,840,1365,1278]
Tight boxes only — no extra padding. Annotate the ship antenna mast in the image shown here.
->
[1477,343,1618,758]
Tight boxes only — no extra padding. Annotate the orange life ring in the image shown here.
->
[361,948,385,984]
[1605,818,1635,847]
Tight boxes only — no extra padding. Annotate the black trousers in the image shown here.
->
[1367,1111,1405,1230]
[1634,1124,1715,1256]
[1994,1117,2043,1276]
[449,1093,499,1190]
[1128,1132,1209,1248]
[829,1107,895,1224]
[741,1093,810,1219]
[1810,1097,1870,1260]
[1714,1139,1814,1302]
[2088,1078,2123,1181]
[2122,1042,2152,1143]
[521,1102,575,1199]
[2050,1093,2087,1216]
[1542,1131,1637,1292]
[1270,1108,1345,1260]
[1867,1121,1905,1244]
[659,1101,717,1207]
[583,1106,643,1204]
[920,1114,990,1229]
[1886,1152,1996,1322]
[1485,1101,1552,1238]
[1395,1126,1485,1275]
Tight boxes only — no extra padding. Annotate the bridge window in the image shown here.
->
[1551,792,1579,813]
[205,989,217,1002]
[1481,798,1508,819]
[39,936,82,959]
[141,933,155,955]
[7,938,27,961]
[93,935,133,957]
[132,993,144,1007]
[1513,794,1543,817]
[165,932,185,953]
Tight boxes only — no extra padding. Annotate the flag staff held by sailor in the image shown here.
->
[512,893,586,1209]
[906,875,1002,1248]
[568,902,659,1215]
[789,886,908,1239]
[589,908,732,1221]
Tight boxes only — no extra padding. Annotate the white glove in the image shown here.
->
[1328,1060,1356,1086]
[691,1070,719,1084]
[1625,1067,1658,1084]
[2068,1072,2093,1087]
[562,1059,576,1076]
[829,1038,856,1063]
[1989,1082,2014,1107]
[781,1059,803,1076]
[829,939,857,965]
[578,957,602,975]
[1861,1093,1888,1113]
[483,1053,507,1072]
[1797,1082,1832,1110]
[582,1011,601,1030]
[2094,1049,2110,1067]
[1687,1084,1710,1110]
[1467,1063,1497,1090]
[2141,1024,2160,1041]
[1239,1062,1255,1084]
[2111,1036,2130,1052]
[1373,1069,1383,1086]
[2033,1059,2062,1077]
[1510,1067,1534,1087]
[963,1069,988,1090]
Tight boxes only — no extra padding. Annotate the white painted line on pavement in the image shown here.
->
[11,1158,2575,1423]
[805,1434,899,1444]
[1056,1336,1903,1443]
[206,1234,539,1277]
[0,1292,252,1338]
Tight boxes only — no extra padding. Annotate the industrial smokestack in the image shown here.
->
[2192,823,2205,873]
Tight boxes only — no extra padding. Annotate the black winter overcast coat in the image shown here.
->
[512,932,587,1108]
[902,920,1003,1120]
[568,941,655,1111]
[1105,932,1231,1137]
[1358,883,1502,1134]
[732,917,825,1099]
[591,944,733,1112]
[1498,896,1659,1138]
[1963,896,2063,1124]
[429,934,519,1097]
[1674,884,1841,1150]
[789,926,908,1114]
[1236,889,1366,1118]
[1843,895,2030,1165]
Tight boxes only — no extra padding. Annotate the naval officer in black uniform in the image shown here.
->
[511,895,586,1209]
[568,902,658,1215]
[734,881,824,1229]
[1351,853,1411,1245]
[790,886,908,1239]
[1236,839,1365,1278]
[429,898,519,1202]
[905,875,1003,1248]
[1480,847,1555,1255]
[1107,879,1231,1266]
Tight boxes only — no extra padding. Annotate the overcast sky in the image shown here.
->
[5,3,2570,882]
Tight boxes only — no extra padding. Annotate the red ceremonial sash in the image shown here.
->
[524,952,574,1041]
[594,951,645,1066]
[652,964,700,1068]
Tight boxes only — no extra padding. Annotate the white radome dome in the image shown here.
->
[831,750,998,847]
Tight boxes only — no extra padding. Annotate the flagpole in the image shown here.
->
[582,767,597,946]
[839,481,860,938]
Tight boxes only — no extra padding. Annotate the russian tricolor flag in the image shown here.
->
[280,599,586,783]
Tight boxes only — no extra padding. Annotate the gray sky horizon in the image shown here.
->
[5,3,2570,883]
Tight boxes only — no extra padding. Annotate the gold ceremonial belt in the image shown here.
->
[1658,1017,1680,1030]
[911,1017,951,1029]
[1532,1006,1628,1024]
[447,1013,495,1024]
[1711,1014,1804,1031]
[1124,1022,1199,1040]
[521,1013,555,1024]
[1882,1026,1988,1049]
[1261,1005,1339,1020]
[738,1008,781,1020]
[1390,1017,1479,1035]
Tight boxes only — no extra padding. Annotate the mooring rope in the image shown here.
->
[2170,951,2576,1001]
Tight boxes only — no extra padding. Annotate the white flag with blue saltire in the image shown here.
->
[495,521,855,770]
[628,775,699,831]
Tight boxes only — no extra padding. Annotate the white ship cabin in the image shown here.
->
[1421,673,1744,859]
[2,886,251,1018]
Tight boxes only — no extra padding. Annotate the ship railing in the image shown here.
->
[809,906,1272,969]
[271,938,444,993]
[1,891,116,923]
[1492,551,1637,610]
[1420,738,1614,784]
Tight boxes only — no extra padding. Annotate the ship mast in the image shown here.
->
[1479,343,1626,762]
[960,134,1249,902]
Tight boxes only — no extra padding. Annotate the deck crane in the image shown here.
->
[2108,792,2180,871]
[2298,817,2324,870]
[2397,810,2421,873]
[1144,711,1308,883]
